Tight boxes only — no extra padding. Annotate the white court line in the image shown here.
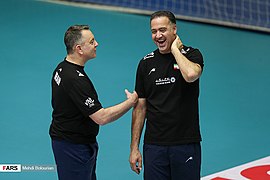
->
[201,156,270,180]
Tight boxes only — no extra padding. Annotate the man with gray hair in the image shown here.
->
[50,25,138,180]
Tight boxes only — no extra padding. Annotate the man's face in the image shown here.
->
[150,16,177,54]
[80,30,99,59]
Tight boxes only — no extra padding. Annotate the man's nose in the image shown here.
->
[156,31,163,38]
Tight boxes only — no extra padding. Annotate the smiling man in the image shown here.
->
[50,25,138,180]
[129,11,204,180]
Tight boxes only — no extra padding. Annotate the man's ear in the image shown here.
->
[75,44,83,55]
[173,25,177,35]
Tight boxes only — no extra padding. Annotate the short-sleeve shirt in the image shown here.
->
[135,46,204,145]
[49,59,102,144]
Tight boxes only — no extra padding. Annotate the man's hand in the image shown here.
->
[171,35,183,51]
[129,148,142,174]
[125,89,138,107]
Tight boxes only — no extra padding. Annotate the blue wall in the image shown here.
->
[67,0,270,32]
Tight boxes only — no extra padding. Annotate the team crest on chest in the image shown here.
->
[173,64,179,70]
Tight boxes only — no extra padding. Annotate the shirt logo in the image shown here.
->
[181,48,190,54]
[54,72,61,86]
[155,77,176,85]
[76,70,84,77]
[148,68,156,75]
[143,52,154,60]
[173,64,179,70]
[85,97,95,108]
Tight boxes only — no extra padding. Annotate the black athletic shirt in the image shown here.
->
[49,59,102,144]
[135,46,204,145]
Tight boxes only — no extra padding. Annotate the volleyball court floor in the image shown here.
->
[0,0,269,179]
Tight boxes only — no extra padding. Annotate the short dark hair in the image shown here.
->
[150,11,176,24]
[64,25,90,54]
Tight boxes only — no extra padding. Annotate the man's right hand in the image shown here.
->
[125,89,138,107]
[129,148,142,174]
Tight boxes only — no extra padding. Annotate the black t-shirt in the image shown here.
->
[49,60,102,144]
[135,46,204,145]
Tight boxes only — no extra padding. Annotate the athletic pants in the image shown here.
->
[143,143,201,180]
[52,139,98,180]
